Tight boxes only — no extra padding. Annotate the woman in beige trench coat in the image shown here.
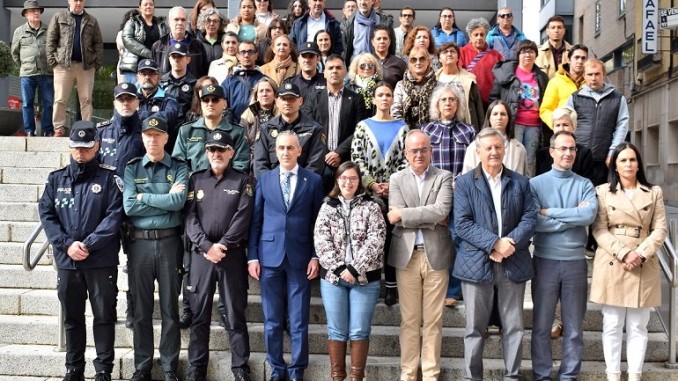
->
[590,142,667,381]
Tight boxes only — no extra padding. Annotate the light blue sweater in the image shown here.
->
[529,167,597,260]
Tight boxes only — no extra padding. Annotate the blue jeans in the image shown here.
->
[320,278,380,341]
[20,75,54,134]
[446,217,462,299]
[514,124,541,177]
[120,71,137,85]
[531,257,588,381]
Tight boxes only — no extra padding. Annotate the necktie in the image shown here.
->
[282,172,292,209]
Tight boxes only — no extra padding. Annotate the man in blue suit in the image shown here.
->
[248,130,325,381]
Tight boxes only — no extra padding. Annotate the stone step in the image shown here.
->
[0,185,43,203]
[0,152,65,169]
[0,202,39,222]
[0,315,669,362]
[1,167,54,185]
[25,137,70,153]
[0,242,51,266]
[0,344,675,381]
[7,288,666,334]
[0,222,47,244]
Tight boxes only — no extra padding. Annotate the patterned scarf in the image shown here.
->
[273,55,293,85]
[402,69,437,128]
[355,74,379,109]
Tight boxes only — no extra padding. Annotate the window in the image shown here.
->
[595,1,601,36]
[619,0,627,15]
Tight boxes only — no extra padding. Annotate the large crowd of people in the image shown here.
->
[16,1,667,381]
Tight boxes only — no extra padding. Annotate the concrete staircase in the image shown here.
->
[0,136,675,381]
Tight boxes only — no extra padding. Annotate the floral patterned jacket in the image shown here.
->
[314,194,386,285]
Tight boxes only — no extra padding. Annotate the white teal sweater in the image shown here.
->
[529,167,598,260]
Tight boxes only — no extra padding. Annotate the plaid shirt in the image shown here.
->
[421,120,476,178]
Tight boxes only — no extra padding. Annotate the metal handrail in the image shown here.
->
[22,222,65,352]
[22,223,51,271]
[656,219,678,368]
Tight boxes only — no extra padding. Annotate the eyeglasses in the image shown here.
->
[498,13,513,19]
[207,146,232,153]
[359,63,375,70]
[206,18,221,25]
[401,14,414,18]
[271,26,284,30]
[201,96,221,104]
[519,50,536,56]
[551,146,578,153]
[338,176,360,183]
[239,49,257,55]
[407,147,430,155]
[441,15,454,19]
[409,56,428,64]
[440,49,457,56]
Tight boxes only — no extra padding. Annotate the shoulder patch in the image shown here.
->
[96,119,113,128]
[114,175,124,192]
[320,132,327,144]
[99,163,116,171]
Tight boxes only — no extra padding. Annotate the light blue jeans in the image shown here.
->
[514,124,541,177]
[320,278,380,341]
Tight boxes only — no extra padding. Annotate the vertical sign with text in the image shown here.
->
[643,0,658,54]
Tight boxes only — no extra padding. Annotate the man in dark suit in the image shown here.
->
[387,130,454,381]
[302,54,369,191]
[247,131,325,381]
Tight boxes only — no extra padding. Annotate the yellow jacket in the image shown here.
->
[539,63,585,128]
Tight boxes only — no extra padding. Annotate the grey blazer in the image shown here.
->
[388,166,454,271]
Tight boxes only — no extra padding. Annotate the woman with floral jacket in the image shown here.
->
[314,161,386,381]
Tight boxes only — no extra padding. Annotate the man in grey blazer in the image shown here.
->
[387,130,454,381]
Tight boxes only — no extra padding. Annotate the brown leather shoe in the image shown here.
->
[444,298,458,307]
[328,340,347,380]
[550,324,563,339]
[54,129,66,137]
[349,340,369,381]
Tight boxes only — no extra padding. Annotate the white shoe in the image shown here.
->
[628,372,642,381]
[606,372,621,381]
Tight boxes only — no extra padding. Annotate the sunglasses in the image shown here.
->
[359,63,375,70]
[498,13,513,19]
[207,146,232,153]
[409,56,428,64]
[201,97,221,104]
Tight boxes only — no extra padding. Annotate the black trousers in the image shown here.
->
[57,266,118,374]
[187,248,250,372]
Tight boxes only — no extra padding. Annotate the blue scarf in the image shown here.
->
[352,11,378,61]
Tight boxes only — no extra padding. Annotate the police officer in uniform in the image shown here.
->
[136,59,180,150]
[252,82,327,177]
[97,82,146,328]
[172,83,250,328]
[39,121,123,381]
[184,131,253,381]
[123,116,188,381]
[160,43,197,130]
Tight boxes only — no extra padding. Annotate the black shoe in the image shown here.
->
[384,287,398,306]
[218,313,226,327]
[164,371,180,381]
[130,371,151,381]
[94,372,112,381]
[179,310,193,329]
[233,369,251,381]
[62,370,85,381]
[185,369,207,381]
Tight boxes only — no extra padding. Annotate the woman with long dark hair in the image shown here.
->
[392,46,438,128]
[590,143,667,381]
[120,0,169,83]
[256,18,288,66]
[314,161,386,381]
[431,7,467,48]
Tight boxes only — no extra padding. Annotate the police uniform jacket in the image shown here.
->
[185,168,254,254]
[123,154,189,229]
[97,111,145,177]
[160,71,197,127]
[281,73,327,101]
[39,159,123,270]
[172,117,250,174]
[252,114,327,177]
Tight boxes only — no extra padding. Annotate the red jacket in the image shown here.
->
[459,44,503,107]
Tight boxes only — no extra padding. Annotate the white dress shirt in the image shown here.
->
[482,167,503,237]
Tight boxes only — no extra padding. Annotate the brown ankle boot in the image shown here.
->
[328,340,347,380]
[349,340,369,381]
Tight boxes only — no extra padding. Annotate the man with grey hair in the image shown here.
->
[486,7,525,60]
[342,0,396,65]
[46,0,103,137]
[453,127,537,380]
[152,6,207,78]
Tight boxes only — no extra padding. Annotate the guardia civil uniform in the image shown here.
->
[122,116,188,381]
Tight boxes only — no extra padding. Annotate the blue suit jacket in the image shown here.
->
[248,166,324,269]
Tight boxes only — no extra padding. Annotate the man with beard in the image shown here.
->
[152,6,207,78]
[535,16,572,79]
[135,59,180,150]
[221,40,266,122]
[342,0,395,64]
[540,44,588,129]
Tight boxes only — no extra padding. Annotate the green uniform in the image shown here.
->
[172,117,250,173]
